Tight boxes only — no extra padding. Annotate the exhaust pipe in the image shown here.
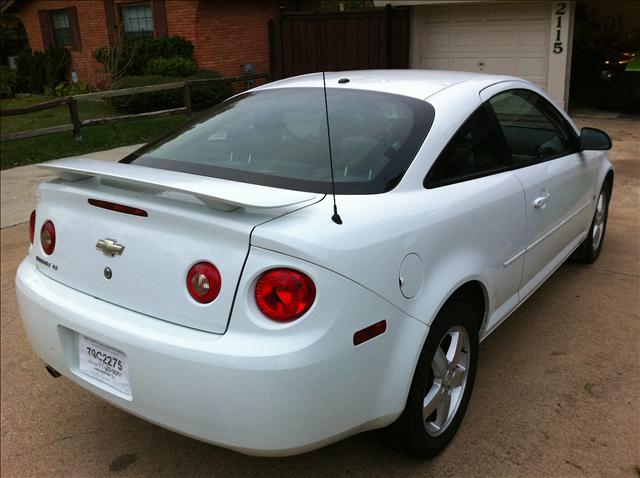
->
[45,364,61,378]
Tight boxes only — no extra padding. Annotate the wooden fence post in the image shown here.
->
[68,98,82,141]
[183,83,192,118]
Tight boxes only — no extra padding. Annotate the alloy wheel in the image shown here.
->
[592,191,607,252]
[423,325,470,437]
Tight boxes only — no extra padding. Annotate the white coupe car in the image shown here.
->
[16,70,613,458]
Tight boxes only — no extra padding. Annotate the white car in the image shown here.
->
[16,70,613,458]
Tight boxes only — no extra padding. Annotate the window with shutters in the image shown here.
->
[39,7,80,50]
[51,10,72,46]
[120,4,154,38]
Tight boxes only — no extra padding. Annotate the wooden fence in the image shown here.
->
[269,7,409,80]
[0,73,269,142]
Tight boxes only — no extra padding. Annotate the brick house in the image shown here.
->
[2,0,283,86]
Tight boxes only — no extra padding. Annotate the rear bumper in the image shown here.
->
[16,253,428,456]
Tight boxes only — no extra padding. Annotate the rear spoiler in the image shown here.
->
[40,158,320,211]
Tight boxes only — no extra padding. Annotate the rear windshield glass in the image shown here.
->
[122,87,435,194]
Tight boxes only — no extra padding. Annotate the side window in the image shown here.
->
[489,89,577,164]
[426,105,509,187]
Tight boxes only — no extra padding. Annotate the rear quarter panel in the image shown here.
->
[252,171,526,333]
[252,80,527,332]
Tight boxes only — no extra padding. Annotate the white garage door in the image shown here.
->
[411,2,550,91]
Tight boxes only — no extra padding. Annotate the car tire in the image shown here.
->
[385,299,479,458]
[571,186,610,264]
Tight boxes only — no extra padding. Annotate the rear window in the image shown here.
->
[122,87,435,194]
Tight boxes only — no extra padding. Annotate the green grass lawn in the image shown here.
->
[1,95,187,170]
[1,115,186,170]
[1,95,117,135]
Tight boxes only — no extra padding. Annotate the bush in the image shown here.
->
[16,48,42,92]
[43,81,94,97]
[91,40,134,85]
[15,47,70,93]
[111,74,183,113]
[111,70,233,114]
[44,47,70,88]
[93,36,195,79]
[144,56,197,77]
[136,36,194,65]
[189,69,234,111]
[0,65,17,97]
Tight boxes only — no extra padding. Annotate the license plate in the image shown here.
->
[78,335,131,395]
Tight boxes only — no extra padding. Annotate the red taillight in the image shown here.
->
[186,262,221,304]
[255,268,316,322]
[40,220,56,255]
[29,210,36,244]
[88,199,148,217]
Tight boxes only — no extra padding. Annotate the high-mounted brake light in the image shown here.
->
[186,262,221,304]
[29,210,36,244]
[255,268,316,322]
[88,199,148,217]
[40,220,56,255]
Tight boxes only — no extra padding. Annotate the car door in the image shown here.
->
[424,103,526,334]
[485,88,595,299]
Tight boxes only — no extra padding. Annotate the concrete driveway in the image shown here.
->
[1,118,638,477]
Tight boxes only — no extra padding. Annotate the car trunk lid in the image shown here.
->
[33,159,321,334]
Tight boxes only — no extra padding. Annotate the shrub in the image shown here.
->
[189,69,234,111]
[43,46,70,88]
[0,65,17,97]
[144,56,197,77]
[93,36,195,80]
[92,40,138,85]
[111,70,233,114]
[136,36,194,64]
[43,81,94,97]
[15,47,70,93]
[111,74,182,113]
[15,48,43,92]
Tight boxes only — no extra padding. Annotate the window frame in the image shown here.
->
[487,88,580,167]
[424,88,581,189]
[50,9,72,47]
[119,2,155,39]
[39,7,81,50]
[424,103,512,189]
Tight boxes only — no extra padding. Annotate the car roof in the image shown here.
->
[255,69,519,100]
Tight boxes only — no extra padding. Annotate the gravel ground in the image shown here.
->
[1,117,638,477]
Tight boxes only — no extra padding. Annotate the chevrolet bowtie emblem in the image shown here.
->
[96,238,125,257]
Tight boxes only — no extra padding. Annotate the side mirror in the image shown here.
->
[579,127,612,151]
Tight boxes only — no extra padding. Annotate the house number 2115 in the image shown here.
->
[553,2,566,54]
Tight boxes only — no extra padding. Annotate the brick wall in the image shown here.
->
[190,0,279,78]
[18,0,109,85]
[17,0,279,87]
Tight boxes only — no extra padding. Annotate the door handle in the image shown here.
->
[533,193,550,209]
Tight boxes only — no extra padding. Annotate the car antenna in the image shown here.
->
[321,70,343,225]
